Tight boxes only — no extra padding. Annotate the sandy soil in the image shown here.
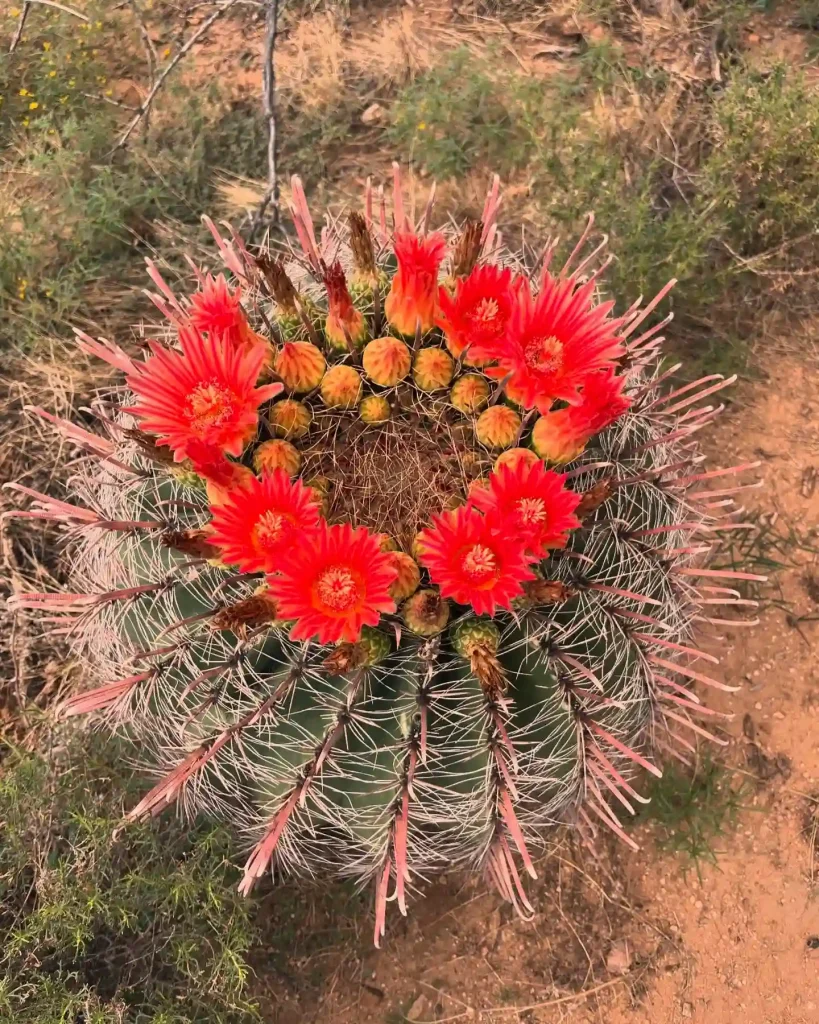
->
[252,337,819,1024]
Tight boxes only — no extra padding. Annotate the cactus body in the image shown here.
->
[9,169,758,947]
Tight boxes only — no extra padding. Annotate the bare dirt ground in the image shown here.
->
[251,335,819,1024]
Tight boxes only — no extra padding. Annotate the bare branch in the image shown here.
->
[9,2,31,54]
[247,0,280,241]
[127,0,159,133]
[113,0,240,152]
[80,90,140,111]
[17,0,89,21]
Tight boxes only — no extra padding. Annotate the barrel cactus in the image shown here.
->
[8,167,761,945]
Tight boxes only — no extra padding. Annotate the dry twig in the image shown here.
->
[9,1,31,54]
[12,0,89,40]
[113,0,240,152]
[247,0,280,240]
[128,0,159,130]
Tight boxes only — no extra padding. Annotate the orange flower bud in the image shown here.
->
[413,347,454,392]
[274,341,326,393]
[493,447,540,473]
[531,410,587,465]
[268,399,312,439]
[389,551,421,602]
[360,394,391,423]
[254,439,302,476]
[384,231,446,336]
[450,373,490,415]
[362,336,411,387]
[320,364,363,409]
[474,405,521,450]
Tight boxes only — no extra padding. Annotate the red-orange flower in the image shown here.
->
[268,522,398,644]
[532,369,631,464]
[208,470,323,574]
[417,505,535,616]
[436,264,521,365]
[573,367,631,435]
[188,274,246,343]
[384,231,447,336]
[470,459,581,556]
[486,272,625,412]
[323,261,367,349]
[126,327,281,460]
[184,440,254,505]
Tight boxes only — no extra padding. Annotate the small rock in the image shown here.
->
[486,907,502,948]
[606,940,631,975]
[682,1002,694,1019]
[747,32,760,43]
[361,102,385,125]
[406,994,428,1021]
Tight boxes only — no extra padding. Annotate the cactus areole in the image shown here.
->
[9,167,762,946]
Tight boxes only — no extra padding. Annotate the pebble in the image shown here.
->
[361,102,385,125]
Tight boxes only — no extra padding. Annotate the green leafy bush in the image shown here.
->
[387,48,539,178]
[701,66,819,257]
[0,6,273,350]
[0,737,259,1024]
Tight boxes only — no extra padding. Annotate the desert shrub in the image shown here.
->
[0,6,273,350]
[0,736,260,1024]
[700,66,819,259]
[387,48,539,178]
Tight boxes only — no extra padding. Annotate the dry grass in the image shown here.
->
[0,342,111,740]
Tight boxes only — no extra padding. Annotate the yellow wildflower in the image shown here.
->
[29,101,39,110]
[19,88,29,97]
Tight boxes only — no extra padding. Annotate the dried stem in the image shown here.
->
[247,0,280,241]
[9,2,31,54]
[128,0,159,131]
[16,0,88,27]
[113,0,240,152]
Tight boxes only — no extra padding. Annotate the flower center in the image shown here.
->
[461,544,499,582]
[524,335,564,373]
[470,297,500,326]
[515,497,548,527]
[185,381,235,432]
[314,565,362,612]
[252,510,290,549]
